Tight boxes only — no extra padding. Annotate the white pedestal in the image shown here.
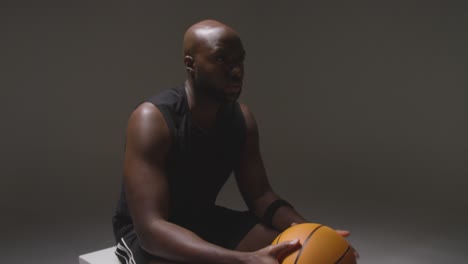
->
[79,246,119,264]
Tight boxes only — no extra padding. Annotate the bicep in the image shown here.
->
[123,103,172,233]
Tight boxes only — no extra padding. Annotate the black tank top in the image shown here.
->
[112,85,247,240]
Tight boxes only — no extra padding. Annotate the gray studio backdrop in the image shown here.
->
[1,1,466,263]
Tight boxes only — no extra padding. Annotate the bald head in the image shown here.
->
[183,20,240,57]
[182,20,245,103]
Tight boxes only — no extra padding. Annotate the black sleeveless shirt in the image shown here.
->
[112,85,247,240]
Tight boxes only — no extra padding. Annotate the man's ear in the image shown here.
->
[184,55,194,72]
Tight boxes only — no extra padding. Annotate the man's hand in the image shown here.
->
[243,240,301,264]
[335,229,350,237]
[335,229,359,259]
[291,223,359,260]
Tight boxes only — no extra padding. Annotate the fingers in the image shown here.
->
[335,229,350,237]
[270,239,301,262]
[269,239,301,258]
[335,229,358,259]
[335,230,358,259]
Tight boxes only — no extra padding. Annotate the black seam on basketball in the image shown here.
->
[293,225,323,264]
[334,245,351,264]
[275,232,284,244]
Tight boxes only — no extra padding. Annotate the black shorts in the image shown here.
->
[115,206,259,264]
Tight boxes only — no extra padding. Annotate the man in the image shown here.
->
[112,19,354,264]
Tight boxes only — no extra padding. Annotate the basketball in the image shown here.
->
[272,223,356,264]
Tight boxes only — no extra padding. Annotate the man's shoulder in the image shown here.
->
[237,102,249,114]
[237,102,253,121]
[235,102,258,135]
[133,85,187,136]
[128,85,185,125]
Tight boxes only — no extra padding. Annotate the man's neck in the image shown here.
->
[185,81,221,131]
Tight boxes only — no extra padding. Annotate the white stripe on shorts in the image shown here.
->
[115,237,136,264]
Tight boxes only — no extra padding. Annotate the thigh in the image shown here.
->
[196,206,261,250]
[234,223,280,252]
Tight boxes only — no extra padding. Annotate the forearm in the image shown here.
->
[251,190,308,231]
[138,219,248,264]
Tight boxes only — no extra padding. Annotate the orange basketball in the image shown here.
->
[272,223,356,264]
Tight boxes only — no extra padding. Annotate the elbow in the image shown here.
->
[133,218,166,256]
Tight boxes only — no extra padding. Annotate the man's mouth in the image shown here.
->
[226,83,242,92]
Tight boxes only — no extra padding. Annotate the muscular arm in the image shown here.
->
[124,103,248,264]
[235,104,308,231]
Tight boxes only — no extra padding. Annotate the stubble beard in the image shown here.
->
[193,72,239,104]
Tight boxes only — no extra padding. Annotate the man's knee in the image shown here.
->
[235,223,280,252]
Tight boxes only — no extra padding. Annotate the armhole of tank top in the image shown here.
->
[152,104,176,148]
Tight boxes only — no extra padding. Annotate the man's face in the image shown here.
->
[192,30,245,103]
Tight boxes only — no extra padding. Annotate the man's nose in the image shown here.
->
[230,64,243,79]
